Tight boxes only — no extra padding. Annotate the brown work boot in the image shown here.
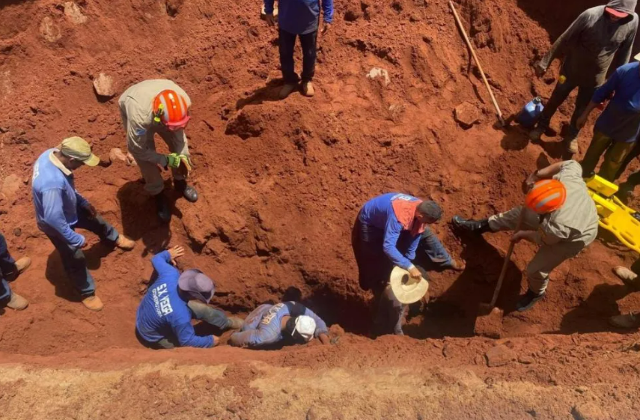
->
[301,81,315,97]
[227,316,244,330]
[115,235,135,251]
[279,83,298,99]
[6,293,28,310]
[14,257,31,274]
[82,295,104,312]
[609,313,640,329]
[613,266,639,288]
[566,138,579,155]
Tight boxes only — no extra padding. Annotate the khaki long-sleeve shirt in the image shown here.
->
[118,79,191,166]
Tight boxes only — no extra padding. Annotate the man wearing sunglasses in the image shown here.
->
[119,80,198,223]
[229,301,330,348]
[136,246,243,349]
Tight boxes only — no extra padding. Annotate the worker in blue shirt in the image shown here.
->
[264,0,333,99]
[136,246,244,349]
[578,61,640,180]
[229,301,330,348]
[31,137,136,312]
[352,193,462,336]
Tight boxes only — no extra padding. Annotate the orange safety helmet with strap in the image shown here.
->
[153,89,191,131]
[525,179,567,214]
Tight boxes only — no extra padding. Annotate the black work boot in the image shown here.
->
[516,289,545,312]
[154,193,171,223]
[174,179,198,203]
[451,216,491,234]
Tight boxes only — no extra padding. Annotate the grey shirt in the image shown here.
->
[537,161,599,246]
[539,1,638,88]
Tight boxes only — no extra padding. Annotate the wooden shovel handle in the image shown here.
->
[489,210,526,307]
[449,1,505,126]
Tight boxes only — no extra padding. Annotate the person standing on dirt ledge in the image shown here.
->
[452,161,599,312]
[263,0,333,99]
[31,137,136,312]
[0,232,31,311]
[228,301,330,348]
[135,246,244,349]
[352,193,463,336]
[119,80,197,223]
[529,0,638,155]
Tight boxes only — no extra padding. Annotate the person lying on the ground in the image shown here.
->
[352,192,461,336]
[0,232,31,311]
[136,246,243,350]
[609,264,640,329]
[529,0,638,155]
[453,160,599,312]
[577,60,640,181]
[31,137,135,312]
[228,301,330,348]
[119,80,198,223]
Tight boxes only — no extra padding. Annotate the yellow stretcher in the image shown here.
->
[586,175,640,254]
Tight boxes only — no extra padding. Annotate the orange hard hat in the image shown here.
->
[153,89,190,130]
[525,179,567,214]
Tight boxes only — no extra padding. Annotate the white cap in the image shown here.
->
[294,315,316,342]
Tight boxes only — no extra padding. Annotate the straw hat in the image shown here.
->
[389,266,429,304]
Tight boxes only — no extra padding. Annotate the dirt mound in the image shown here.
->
[1,0,640,416]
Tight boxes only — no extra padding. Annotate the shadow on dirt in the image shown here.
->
[559,282,633,334]
[116,179,179,257]
[44,241,123,302]
[405,233,524,338]
[516,0,602,41]
[236,79,287,110]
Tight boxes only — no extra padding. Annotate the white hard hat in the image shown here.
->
[294,315,316,342]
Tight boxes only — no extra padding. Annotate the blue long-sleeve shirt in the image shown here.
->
[135,251,214,348]
[592,62,640,143]
[358,193,421,270]
[229,302,328,348]
[264,0,333,35]
[32,149,91,248]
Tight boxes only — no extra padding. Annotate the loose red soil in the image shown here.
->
[1,0,640,417]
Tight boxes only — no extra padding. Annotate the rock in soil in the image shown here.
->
[485,344,516,367]
[93,73,117,98]
[454,102,481,129]
[571,403,608,420]
[1,174,21,202]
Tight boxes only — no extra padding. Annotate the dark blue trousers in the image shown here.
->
[279,28,317,84]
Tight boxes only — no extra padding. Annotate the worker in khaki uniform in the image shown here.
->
[452,161,599,311]
[119,79,197,223]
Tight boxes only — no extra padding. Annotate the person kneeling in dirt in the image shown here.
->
[0,232,31,311]
[31,137,136,312]
[136,246,243,349]
[352,193,462,336]
[453,160,599,312]
[228,301,330,348]
[529,0,638,155]
[119,80,197,223]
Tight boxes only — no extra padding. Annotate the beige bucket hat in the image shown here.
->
[390,266,429,304]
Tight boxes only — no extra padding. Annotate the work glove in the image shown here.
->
[177,154,192,178]
[166,153,181,169]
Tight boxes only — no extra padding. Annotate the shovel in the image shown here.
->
[474,211,525,338]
